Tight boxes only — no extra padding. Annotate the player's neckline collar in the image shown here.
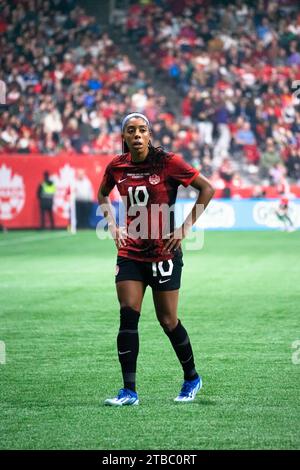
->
[129,152,149,164]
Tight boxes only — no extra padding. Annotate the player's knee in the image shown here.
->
[159,317,178,333]
[120,306,140,330]
[119,299,141,311]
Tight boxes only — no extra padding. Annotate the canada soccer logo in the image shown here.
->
[149,174,160,185]
[0,164,25,220]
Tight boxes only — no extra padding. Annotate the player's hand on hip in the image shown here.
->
[162,225,187,253]
[110,226,127,249]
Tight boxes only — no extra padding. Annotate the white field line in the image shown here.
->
[0,231,72,247]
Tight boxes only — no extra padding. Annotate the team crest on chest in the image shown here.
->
[149,174,160,185]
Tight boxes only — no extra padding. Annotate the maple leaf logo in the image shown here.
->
[0,164,25,220]
[51,164,76,220]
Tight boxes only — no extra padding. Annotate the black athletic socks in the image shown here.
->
[117,310,197,391]
[164,319,199,381]
[117,306,140,392]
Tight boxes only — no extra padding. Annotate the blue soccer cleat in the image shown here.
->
[104,388,139,406]
[174,376,202,402]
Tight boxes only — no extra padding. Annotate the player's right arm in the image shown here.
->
[97,173,127,249]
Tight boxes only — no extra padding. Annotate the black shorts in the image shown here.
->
[115,254,184,291]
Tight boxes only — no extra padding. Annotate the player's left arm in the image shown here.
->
[163,174,215,253]
[189,173,215,212]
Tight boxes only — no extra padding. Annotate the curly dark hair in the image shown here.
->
[148,143,172,174]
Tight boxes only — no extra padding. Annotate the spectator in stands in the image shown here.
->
[43,104,63,143]
[260,138,281,180]
[269,163,287,187]
[200,155,213,178]
[213,99,232,163]
[287,148,300,181]
[234,122,256,147]
[195,96,214,146]
[219,158,234,198]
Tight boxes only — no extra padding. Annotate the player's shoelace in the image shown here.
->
[117,388,136,400]
[118,389,128,398]
[179,379,198,398]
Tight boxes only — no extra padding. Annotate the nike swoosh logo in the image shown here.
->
[159,279,170,284]
[181,355,192,364]
[118,350,131,355]
[118,178,127,183]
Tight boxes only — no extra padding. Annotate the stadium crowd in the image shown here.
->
[121,0,300,187]
[1,0,300,195]
[0,0,171,156]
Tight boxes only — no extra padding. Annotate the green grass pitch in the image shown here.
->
[0,230,299,450]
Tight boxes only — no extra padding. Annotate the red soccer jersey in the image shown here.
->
[101,151,199,262]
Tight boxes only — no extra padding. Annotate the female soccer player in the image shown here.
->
[275,196,295,232]
[98,112,215,406]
